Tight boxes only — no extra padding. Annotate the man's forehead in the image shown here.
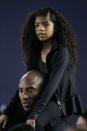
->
[19,78,42,90]
[19,79,36,88]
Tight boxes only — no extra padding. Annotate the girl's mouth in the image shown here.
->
[38,33,46,37]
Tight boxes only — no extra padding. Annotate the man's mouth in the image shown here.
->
[23,102,30,107]
[22,102,32,111]
[22,101,32,107]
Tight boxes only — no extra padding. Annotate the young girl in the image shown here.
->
[0,8,84,130]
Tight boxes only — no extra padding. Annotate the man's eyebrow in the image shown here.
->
[19,87,23,89]
[19,87,34,89]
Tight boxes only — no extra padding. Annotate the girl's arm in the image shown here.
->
[28,47,69,120]
[36,101,61,127]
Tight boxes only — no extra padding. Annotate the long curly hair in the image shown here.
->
[21,8,78,71]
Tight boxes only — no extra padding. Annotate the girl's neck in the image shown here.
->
[42,40,53,50]
[41,41,53,63]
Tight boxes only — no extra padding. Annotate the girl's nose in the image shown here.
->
[39,25,44,31]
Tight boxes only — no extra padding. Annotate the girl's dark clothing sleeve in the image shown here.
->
[28,47,69,120]
[28,46,84,120]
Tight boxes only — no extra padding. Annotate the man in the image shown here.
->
[0,70,60,131]
[18,70,47,129]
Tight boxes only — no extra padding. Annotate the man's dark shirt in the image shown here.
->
[4,101,62,131]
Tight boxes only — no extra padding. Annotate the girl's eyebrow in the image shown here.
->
[35,21,50,24]
[35,19,50,23]
[42,21,49,24]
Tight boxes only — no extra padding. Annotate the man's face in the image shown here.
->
[19,76,43,111]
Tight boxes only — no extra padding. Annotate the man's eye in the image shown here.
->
[19,89,23,93]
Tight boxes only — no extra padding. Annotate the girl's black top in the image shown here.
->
[38,57,56,102]
[38,57,48,74]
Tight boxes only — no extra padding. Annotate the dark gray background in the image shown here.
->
[0,0,87,124]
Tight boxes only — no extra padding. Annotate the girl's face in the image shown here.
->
[35,14,55,42]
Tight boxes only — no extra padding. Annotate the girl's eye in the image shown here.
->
[28,89,34,93]
[43,23,49,27]
[35,24,39,27]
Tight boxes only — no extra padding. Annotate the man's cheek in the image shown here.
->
[32,91,39,98]
[19,93,22,102]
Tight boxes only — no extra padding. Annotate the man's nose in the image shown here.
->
[23,93,29,99]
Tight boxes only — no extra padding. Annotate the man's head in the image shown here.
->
[19,70,47,111]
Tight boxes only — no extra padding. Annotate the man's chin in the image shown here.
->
[23,106,31,111]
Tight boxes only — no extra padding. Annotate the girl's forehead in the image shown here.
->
[35,14,51,23]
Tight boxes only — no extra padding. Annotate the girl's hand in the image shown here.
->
[0,115,8,128]
[27,119,35,129]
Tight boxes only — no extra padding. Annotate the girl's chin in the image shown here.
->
[39,38,47,41]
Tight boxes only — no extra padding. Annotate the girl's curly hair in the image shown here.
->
[22,8,78,71]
